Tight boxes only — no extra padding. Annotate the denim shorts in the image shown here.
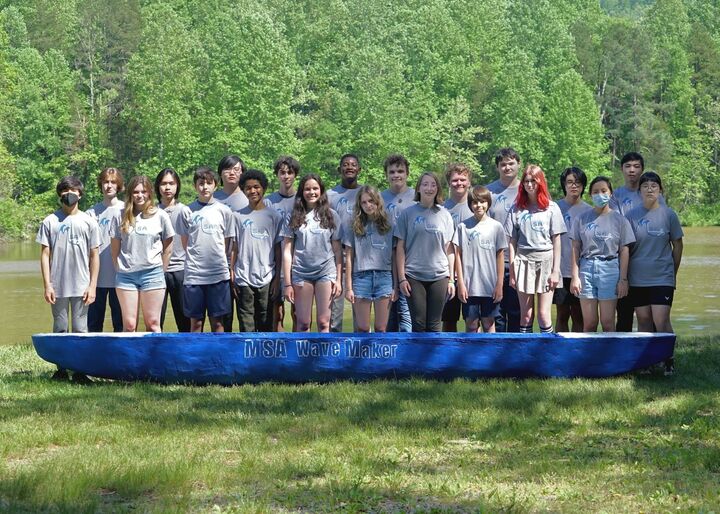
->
[462,296,500,320]
[351,270,393,300]
[578,257,619,300]
[116,267,166,291]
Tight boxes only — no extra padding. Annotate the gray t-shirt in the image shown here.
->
[283,209,341,281]
[160,202,187,273]
[344,221,393,273]
[86,201,124,287]
[112,209,175,273]
[557,198,592,278]
[444,197,474,227]
[232,206,284,288]
[264,191,296,231]
[178,200,234,285]
[486,179,520,232]
[394,203,455,281]
[382,187,416,227]
[328,184,361,239]
[453,216,507,297]
[36,210,101,298]
[570,209,635,260]
[505,201,567,252]
[214,189,249,212]
[611,186,665,217]
[626,205,683,288]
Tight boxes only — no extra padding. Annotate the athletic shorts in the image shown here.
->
[552,277,580,306]
[116,267,165,291]
[351,270,393,300]
[578,257,619,301]
[183,280,231,319]
[442,295,462,322]
[462,297,499,321]
[629,286,675,307]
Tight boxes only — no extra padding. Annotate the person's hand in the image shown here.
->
[457,282,468,303]
[284,284,295,304]
[345,288,355,303]
[570,276,581,296]
[331,279,343,299]
[492,283,503,303]
[548,270,561,290]
[82,286,96,306]
[399,279,411,297]
[44,285,56,304]
[446,281,456,301]
[617,278,629,299]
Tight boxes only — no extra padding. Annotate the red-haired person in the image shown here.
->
[505,165,567,333]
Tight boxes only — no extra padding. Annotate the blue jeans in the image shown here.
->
[387,292,412,332]
[495,264,520,332]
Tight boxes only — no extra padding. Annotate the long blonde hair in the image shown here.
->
[351,185,391,236]
[121,175,157,233]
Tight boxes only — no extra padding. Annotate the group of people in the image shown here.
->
[38,148,683,380]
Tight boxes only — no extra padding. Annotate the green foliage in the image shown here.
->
[2,0,720,237]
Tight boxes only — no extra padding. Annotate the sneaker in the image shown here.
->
[664,358,675,376]
[72,372,93,385]
[51,369,70,381]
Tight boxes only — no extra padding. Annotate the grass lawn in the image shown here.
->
[1,335,719,513]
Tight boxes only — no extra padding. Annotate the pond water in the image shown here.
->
[1,227,718,345]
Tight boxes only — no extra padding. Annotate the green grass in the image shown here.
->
[1,336,720,513]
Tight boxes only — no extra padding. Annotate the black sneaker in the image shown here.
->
[51,369,70,381]
[664,358,675,376]
[72,372,93,385]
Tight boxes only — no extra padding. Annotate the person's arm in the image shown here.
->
[390,243,398,302]
[181,235,188,251]
[270,241,281,300]
[40,245,55,304]
[455,245,467,303]
[282,236,294,304]
[617,245,629,298]
[671,237,683,278]
[111,238,121,272]
[229,240,238,299]
[396,239,411,297]
[162,236,173,271]
[570,239,582,296]
[331,239,343,299]
[493,248,504,303]
[507,237,517,289]
[344,245,355,304]
[548,233,561,290]
[446,242,456,300]
[84,247,99,305]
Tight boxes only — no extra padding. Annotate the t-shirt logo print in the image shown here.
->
[637,218,665,237]
[191,214,222,235]
[413,215,441,234]
[584,222,612,241]
[242,219,270,240]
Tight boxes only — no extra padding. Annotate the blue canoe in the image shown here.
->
[31,332,676,384]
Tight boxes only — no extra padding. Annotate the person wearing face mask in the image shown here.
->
[569,176,635,332]
[36,176,101,383]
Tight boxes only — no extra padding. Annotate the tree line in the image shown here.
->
[1,0,719,238]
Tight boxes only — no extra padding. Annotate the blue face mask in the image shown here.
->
[591,193,611,208]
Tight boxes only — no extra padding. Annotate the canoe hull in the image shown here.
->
[31,332,676,383]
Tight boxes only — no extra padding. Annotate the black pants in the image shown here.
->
[161,270,191,332]
[495,264,521,332]
[87,287,123,332]
[406,277,449,332]
[235,283,273,332]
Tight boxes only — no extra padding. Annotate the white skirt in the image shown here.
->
[514,250,553,294]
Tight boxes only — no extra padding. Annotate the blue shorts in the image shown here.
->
[183,280,231,319]
[351,270,393,300]
[116,267,165,291]
[578,257,619,301]
[462,297,499,320]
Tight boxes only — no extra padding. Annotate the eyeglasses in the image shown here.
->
[640,182,660,191]
[223,165,242,173]
[565,181,581,188]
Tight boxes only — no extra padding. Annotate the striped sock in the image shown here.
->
[540,325,554,333]
[519,325,533,333]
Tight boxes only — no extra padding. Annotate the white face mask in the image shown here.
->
[591,193,611,208]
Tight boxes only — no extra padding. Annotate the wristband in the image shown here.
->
[399,279,408,284]
[284,284,292,288]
